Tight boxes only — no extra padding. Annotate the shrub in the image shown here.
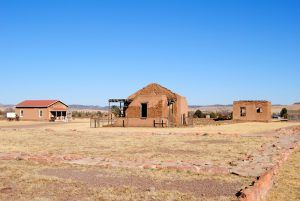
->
[193,110,204,118]
[111,106,121,117]
[209,112,217,119]
[280,108,288,119]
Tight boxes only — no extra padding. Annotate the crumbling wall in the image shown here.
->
[233,101,271,122]
[237,138,300,201]
[113,83,189,127]
[116,95,170,127]
[175,95,189,126]
[125,95,168,119]
[114,94,189,127]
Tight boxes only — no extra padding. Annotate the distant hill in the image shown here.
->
[189,104,232,108]
[0,103,14,110]
[189,104,233,112]
[0,103,14,107]
[68,104,107,111]
[0,104,15,114]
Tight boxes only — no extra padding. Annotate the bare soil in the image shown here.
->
[184,139,232,144]
[40,168,241,198]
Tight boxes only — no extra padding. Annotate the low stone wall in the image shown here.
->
[237,142,299,201]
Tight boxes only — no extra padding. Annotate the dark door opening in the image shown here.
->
[141,103,148,118]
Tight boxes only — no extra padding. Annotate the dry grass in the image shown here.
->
[0,120,299,200]
[0,121,287,165]
[45,119,300,134]
[197,121,300,134]
[0,120,45,127]
[0,121,298,165]
[266,147,300,201]
[0,160,247,201]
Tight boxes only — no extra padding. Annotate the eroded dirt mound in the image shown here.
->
[40,168,240,198]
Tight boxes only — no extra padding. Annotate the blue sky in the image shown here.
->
[0,0,299,106]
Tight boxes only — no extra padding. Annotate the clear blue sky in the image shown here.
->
[0,0,299,106]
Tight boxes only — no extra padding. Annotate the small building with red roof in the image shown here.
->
[15,100,68,121]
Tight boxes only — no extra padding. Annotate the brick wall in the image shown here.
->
[233,101,271,122]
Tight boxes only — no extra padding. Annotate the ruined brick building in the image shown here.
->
[233,100,272,122]
[109,83,189,127]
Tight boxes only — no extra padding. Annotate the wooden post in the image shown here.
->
[153,120,155,127]
[168,101,170,127]
[120,101,122,117]
[162,120,164,128]
[108,101,110,125]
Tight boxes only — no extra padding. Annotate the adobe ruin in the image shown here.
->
[233,100,272,122]
[108,83,189,127]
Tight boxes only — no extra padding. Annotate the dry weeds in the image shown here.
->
[0,120,299,200]
[0,121,285,166]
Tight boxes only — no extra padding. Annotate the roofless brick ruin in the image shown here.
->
[108,83,189,127]
[233,100,272,122]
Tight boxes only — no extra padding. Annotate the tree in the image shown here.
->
[96,111,102,117]
[193,110,203,118]
[280,108,288,119]
[228,112,233,120]
[209,112,217,119]
[111,106,121,117]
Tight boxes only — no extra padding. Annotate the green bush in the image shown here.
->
[193,110,204,118]
[209,112,217,119]
[280,108,288,119]
[111,106,121,117]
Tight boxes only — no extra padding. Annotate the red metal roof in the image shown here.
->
[16,100,64,108]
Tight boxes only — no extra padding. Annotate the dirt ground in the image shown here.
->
[0,120,300,200]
